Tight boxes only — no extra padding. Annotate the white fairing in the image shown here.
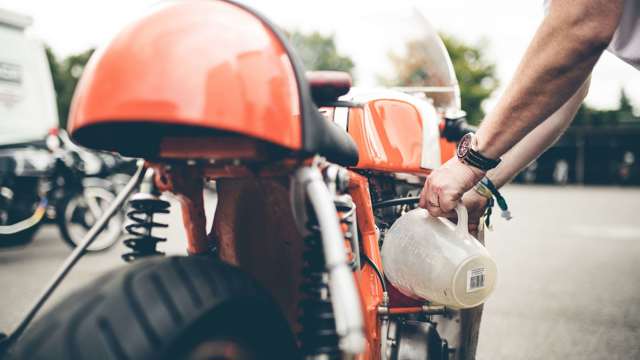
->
[0,9,58,145]
[416,97,442,169]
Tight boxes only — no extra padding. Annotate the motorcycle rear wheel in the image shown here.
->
[8,256,299,360]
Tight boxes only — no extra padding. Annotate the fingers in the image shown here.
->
[429,183,459,216]
[438,190,460,214]
[421,171,467,218]
[421,178,446,217]
[425,201,444,217]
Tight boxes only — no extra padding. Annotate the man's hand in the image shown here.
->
[419,157,485,217]
[425,190,488,237]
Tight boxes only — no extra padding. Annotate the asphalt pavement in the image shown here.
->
[1,185,639,359]
[477,186,640,360]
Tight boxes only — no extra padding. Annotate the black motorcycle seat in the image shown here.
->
[307,105,360,167]
[307,71,352,105]
[299,72,359,167]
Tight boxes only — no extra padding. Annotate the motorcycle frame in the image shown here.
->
[150,155,394,359]
[3,155,475,359]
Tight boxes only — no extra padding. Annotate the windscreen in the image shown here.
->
[238,0,461,113]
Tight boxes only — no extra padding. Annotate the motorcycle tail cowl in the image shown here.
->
[67,1,304,160]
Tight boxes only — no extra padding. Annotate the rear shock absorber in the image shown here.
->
[122,170,170,262]
[294,164,365,358]
[298,217,340,360]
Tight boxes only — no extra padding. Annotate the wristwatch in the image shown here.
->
[456,133,501,171]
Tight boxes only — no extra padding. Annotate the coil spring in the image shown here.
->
[122,194,170,262]
[298,216,340,360]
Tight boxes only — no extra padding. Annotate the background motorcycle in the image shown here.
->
[0,129,133,251]
[0,140,50,245]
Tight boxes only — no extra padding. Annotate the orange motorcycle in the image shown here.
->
[2,1,483,359]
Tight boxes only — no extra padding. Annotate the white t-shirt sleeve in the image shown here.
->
[543,0,640,70]
[543,0,550,15]
[608,0,640,70]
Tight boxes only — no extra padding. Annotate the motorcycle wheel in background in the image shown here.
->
[0,211,41,247]
[0,179,43,247]
[56,186,123,252]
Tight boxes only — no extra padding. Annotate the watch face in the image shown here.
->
[457,133,472,159]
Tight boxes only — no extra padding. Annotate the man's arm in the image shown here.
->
[476,0,622,159]
[458,79,589,228]
[422,0,622,216]
[487,79,589,187]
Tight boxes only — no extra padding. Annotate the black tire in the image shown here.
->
[0,177,42,247]
[8,256,299,360]
[0,208,40,247]
[0,226,38,247]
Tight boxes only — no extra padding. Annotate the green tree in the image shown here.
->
[386,34,499,125]
[46,47,95,128]
[443,35,498,124]
[287,31,355,75]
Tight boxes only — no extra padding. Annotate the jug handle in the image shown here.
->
[454,203,469,237]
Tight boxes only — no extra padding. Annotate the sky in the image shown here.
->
[2,0,639,111]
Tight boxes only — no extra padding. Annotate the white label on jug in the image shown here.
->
[467,268,486,293]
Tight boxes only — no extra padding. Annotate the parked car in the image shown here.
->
[0,129,133,250]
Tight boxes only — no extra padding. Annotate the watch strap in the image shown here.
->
[463,148,501,170]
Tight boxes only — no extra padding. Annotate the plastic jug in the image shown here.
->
[381,204,497,309]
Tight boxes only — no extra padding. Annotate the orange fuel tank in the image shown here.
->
[67,1,304,157]
[330,90,448,174]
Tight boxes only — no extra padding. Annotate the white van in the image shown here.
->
[0,8,58,146]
